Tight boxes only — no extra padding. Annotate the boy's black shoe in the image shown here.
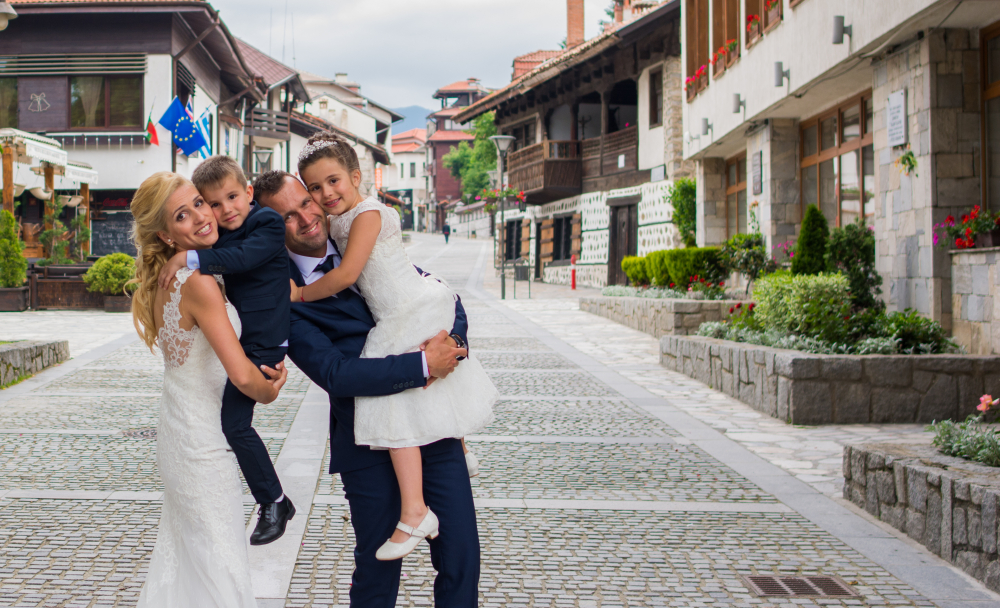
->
[250,497,296,546]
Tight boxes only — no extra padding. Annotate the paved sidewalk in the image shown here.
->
[0,232,996,607]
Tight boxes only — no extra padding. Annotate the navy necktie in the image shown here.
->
[317,254,337,275]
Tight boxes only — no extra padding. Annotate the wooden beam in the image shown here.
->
[173,18,219,60]
[80,182,90,257]
[1,145,12,215]
[43,163,54,258]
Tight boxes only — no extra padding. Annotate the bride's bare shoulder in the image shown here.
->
[179,271,225,305]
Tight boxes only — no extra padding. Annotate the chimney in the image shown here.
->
[614,1,623,23]
[567,0,584,48]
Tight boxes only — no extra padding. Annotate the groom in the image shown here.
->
[254,171,480,607]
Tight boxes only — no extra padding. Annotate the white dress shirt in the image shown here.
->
[288,243,428,377]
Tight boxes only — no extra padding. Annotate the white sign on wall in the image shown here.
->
[887,89,907,147]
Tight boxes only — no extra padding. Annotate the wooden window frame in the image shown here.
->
[725,152,747,238]
[711,0,740,77]
[980,20,1000,208]
[789,0,806,6]
[745,0,762,48]
[649,68,663,127]
[685,0,710,102]
[763,0,782,32]
[799,91,873,227]
[67,74,145,132]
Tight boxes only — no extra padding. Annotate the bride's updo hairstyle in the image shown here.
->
[297,131,361,177]
[128,171,193,350]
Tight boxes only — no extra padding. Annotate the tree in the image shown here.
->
[442,112,498,201]
[791,204,829,275]
[668,177,696,247]
[0,209,27,288]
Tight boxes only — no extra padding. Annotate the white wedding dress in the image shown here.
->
[329,197,497,448]
[137,268,256,608]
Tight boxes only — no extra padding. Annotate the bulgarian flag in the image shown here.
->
[145,105,159,146]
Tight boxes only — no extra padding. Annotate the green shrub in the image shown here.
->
[661,247,724,288]
[929,416,1000,467]
[792,205,829,275]
[621,255,649,286]
[881,309,957,354]
[0,210,27,288]
[827,220,882,310]
[83,253,136,296]
[668,178,697,247]
[644,250,671,286]
[753,271,851,342]
[720,232,776,293]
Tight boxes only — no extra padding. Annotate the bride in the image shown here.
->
[128,172,287,607]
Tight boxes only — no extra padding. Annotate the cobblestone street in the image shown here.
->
[1,233,998,607]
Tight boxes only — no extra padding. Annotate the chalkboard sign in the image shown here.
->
[92,212,136,256]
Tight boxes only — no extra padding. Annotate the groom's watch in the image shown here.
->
[449,333,467,361]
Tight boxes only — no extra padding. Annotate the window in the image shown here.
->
[0,79,15,128]
[726,154,747,237]
[319,100,328,111]
[400,164,405,178]
[649,69,663,127]
[711,0,740,76]
[70,76,142,129]
[508,121,536,151]
[763,0,782,31]
[410,162,416,178]
[685,0,709,99]
[800,92,874,227]
[982,21,1000,209]
[745,0,761,44]
[551,216,574,261]
[504,220,522,260]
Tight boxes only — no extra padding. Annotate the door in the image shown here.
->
[608,204,638,285]
[534,222,543,278]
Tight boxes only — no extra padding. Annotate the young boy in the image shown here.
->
[158,155,295,545]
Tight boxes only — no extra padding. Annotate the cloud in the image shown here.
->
[210,0,611,109]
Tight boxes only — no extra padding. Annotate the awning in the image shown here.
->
[0,128,67,167]
[65,161,98,185]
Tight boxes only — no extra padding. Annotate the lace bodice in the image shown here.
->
[158,267,240,369]
[328,197,444,325]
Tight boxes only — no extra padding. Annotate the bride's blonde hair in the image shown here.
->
[128,172,193,350]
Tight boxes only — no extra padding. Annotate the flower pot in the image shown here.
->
[974,229,1000,249]
[104,295,132,313]
[0,286,29,311]
[765,5,782,29]
[747,22,761,45]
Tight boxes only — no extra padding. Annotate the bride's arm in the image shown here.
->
[182,272,287,403]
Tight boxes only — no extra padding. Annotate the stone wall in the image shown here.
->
[871,29,982,329]
[580,296,747,338]
[662,55,695,182]
[951,247,1000,355]
[544,264,607,289]
[844,442,1000,592]
[746,118,800,249]
[0,340,70,387]
[659,335,1000,424]
[696,157,727,247]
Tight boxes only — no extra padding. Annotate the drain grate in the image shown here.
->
[742,575,857,597]
[122,427,157,439]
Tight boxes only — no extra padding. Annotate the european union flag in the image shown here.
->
[158,97,208,156]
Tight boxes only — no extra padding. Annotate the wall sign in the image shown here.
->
[18,77,68,132]
[887,89,907,147]
[91,212,136,257]
[751,152,762,195]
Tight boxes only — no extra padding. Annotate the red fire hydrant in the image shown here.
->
[570,254,577,290]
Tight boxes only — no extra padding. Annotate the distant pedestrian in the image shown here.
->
[442,223,451,243]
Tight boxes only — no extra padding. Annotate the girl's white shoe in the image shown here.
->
[465,450,480,478]
[375,508,439,561]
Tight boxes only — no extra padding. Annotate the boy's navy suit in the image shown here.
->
[192,203,289,504]
[286,241,479,608]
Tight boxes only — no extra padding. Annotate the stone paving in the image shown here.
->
[0,232,995,607]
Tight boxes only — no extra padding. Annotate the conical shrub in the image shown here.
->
[791,204,829,275]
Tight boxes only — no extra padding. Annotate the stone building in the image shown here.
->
[682,0,1000,331]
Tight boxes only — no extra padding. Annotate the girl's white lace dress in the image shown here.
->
[137,268,256,608]
[330,197,497,448]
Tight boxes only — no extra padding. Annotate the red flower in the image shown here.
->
[719,281,725,287]
[729,307,735,314]
[945,215,955,225]
[669,283,675,288]
[966,227,973,237]
[736,302,742,309]
[748,302,755,310]
[962,214,970,223]
[844,316,850,321]
[957,238,965,248]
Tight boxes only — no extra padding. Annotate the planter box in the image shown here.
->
[660,335,1000,424]
[975,229,1000,248]
[0,340,70,387]
[104,295,131,313]
[580,296,750,339]
[844,442,1000,593]
[0,287,29,311]
[32,277,103,309]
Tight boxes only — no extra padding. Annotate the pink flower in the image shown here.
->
[979,394,995,412]
[933,233,939,246]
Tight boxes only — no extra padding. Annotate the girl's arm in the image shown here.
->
[295,210,381,302]
[182,271,287,403]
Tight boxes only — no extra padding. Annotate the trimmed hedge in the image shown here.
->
[621,256,649,286]
[661,247,724,288]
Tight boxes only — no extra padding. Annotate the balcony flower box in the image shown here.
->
[746,15,762,46]
[764,0,782,32]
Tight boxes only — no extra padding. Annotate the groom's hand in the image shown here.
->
[158,251,190,290]
[422,330,467,380]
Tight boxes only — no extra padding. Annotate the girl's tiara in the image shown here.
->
[298,139,338,163]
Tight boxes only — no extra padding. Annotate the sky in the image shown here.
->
[210,0,613,113]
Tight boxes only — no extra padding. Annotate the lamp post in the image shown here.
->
[0,3,18,31]
[489,135,515,299]
[252,148,272,175]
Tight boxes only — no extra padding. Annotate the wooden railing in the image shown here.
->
[248,108,290,140]
[581,125,638,179]
[507,140,582,199]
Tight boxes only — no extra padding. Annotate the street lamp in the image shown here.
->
[0,3,18,31]
[252,148,272,173]
[489,135,516,299]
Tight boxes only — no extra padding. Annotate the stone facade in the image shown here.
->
[579,296,747,339]
[746,119,800,247]
[0,340,70,387]
[544,265,607,289]
[872,30,983,329]
[662,55,695,182]
[951,247,1000,355]
[659,335,1000,424]
[844,442,1000,593]
[696,157,727,247]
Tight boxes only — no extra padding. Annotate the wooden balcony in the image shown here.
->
[581,125,638,180]
[507,140,582,203]
[246,108,290,141]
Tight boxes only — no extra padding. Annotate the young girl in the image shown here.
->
[291,132,497,561]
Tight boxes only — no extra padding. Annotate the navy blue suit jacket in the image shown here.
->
[285,247,469,474]
[195,204,291,357]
